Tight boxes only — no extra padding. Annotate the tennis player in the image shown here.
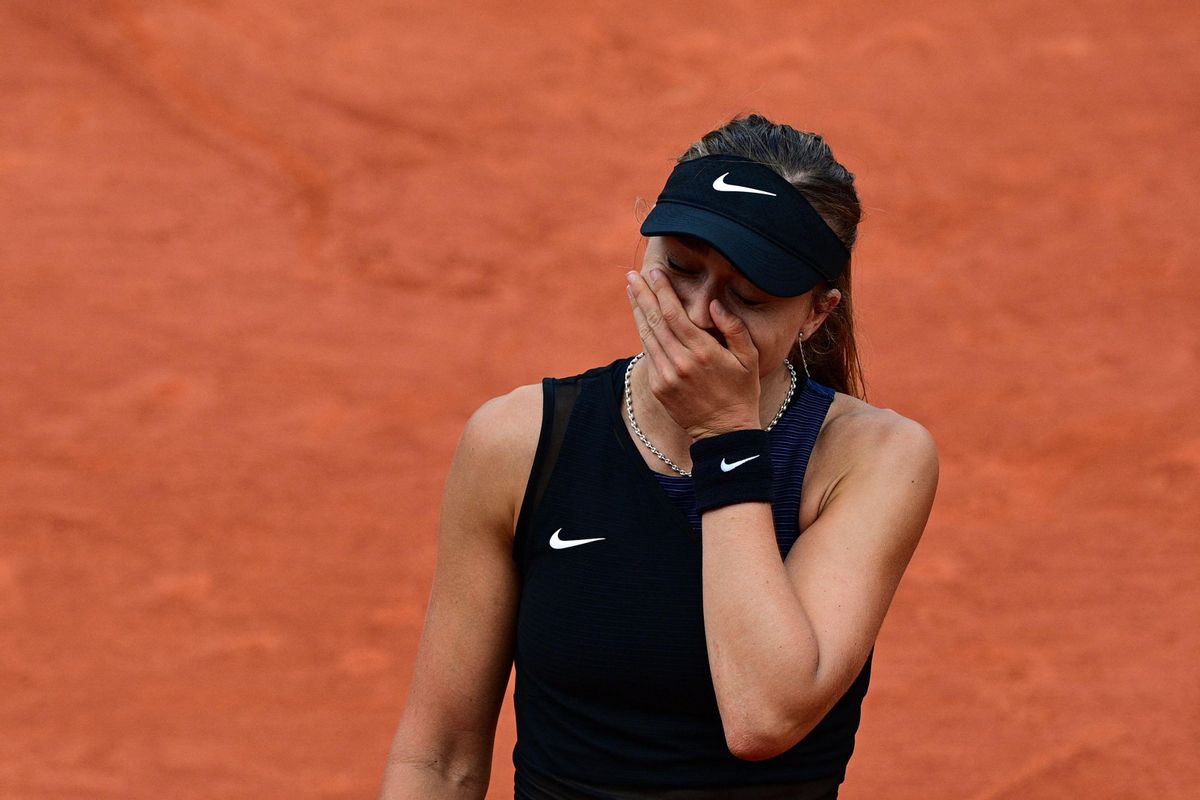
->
[379,113,939,799]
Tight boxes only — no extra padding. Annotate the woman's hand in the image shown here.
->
[626,268,762,440]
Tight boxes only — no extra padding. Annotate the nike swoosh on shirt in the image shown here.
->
[549,528,606,549]
[720,454,761,472]
[712,172,777,196]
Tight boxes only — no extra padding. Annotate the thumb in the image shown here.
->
[710,299,757,367]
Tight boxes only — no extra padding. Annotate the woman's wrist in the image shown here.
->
[689,428,773,514]
[690,417,763,441]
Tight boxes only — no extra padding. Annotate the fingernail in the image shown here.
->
[626,285,634,300]
[625,271,638,285]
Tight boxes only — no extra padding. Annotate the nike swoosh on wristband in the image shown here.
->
[712,172,777,196]
[549,528,606,549]
[720,454,761,472]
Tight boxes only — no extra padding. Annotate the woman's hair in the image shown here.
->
[676,114,867,400]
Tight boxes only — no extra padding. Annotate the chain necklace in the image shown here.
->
[623,352,796,478]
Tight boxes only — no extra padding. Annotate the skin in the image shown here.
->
[378,233,940,796]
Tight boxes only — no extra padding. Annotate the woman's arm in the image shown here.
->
[378,386,541,799]
[623,264,939,760]
[701,412,939,760]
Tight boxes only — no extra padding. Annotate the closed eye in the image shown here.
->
[666,258,766,307]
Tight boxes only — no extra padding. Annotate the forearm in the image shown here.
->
[700,499,822,751]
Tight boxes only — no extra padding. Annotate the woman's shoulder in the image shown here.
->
[462,382,544,534]
[465,355,626,440]
[809,390,939,494]
[463,382,544,467]
[470,381,543,427]
[823,390,935,441]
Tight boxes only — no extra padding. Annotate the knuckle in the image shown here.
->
[645,308,663,327]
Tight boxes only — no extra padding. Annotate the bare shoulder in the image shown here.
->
[461,382,544,534]
[466,382,543,449]
[821,392,938,459]
[806,392,940,516]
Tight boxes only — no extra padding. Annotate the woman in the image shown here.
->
[379,114,939,799]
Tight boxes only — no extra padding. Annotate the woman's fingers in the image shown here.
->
[709,298,758,371]
[642,269,710,354]
[626,268,760,435]
[627,278,669,379]
[627,271,680,362]
[627,269,706,369]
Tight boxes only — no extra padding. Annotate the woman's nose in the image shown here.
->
[682,287,715,330]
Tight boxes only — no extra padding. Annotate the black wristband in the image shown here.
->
[689,428,773,514]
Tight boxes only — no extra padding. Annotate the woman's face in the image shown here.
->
[639,234,837,374]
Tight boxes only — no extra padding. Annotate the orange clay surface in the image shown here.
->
[2,2,1197,798]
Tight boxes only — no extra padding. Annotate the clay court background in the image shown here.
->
[2,1,1198,798]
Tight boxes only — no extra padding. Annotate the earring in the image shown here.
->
[797,332,812,380]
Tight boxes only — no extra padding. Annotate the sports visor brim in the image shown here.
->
[639,203,827,298]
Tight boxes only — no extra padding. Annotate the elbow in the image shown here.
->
[723,707,821,761]
[725,732,788,762]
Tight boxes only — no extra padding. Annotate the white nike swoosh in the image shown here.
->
[549,528,606,549]
[720,454,761,472]
[712,172,777,197]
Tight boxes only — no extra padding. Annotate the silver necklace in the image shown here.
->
[623,352,797,478]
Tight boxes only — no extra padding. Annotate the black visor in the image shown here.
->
[639,155,849,297]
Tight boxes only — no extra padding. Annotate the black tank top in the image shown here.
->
[511,354,873,797]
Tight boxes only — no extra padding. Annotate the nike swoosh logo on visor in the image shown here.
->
[712,173,777,196]
[720,454,761,472]
[549,528,606,549]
